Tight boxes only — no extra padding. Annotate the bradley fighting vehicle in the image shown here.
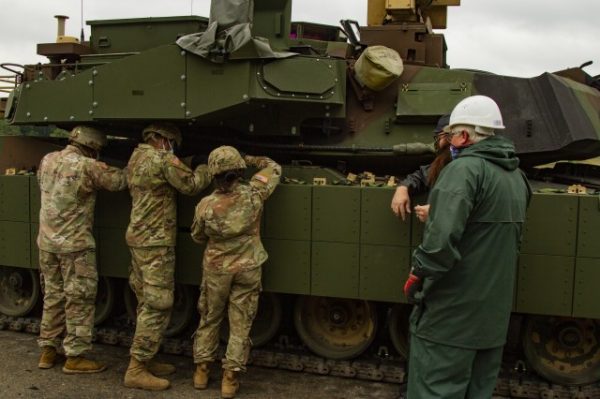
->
[2,0,600,396]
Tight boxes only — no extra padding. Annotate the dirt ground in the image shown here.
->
[0,330,401,399]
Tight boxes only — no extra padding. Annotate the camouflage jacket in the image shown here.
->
[191,156,281,273]
[126,144,211,247]
[37,145,127,253]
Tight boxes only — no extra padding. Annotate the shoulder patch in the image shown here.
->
[253,174,268,184]
[171,157,182,167]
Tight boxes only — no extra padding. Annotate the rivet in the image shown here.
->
[180,75,186,80]
[92,70,98,76]
[69,116,75,120]
[180,102,186,108]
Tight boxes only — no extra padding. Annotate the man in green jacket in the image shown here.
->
[403,95,531,398]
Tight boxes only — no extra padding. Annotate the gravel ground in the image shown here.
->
[0,330,400,399]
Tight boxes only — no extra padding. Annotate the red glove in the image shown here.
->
[403,273,422,302]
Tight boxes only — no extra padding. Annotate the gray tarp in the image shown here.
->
[176,0,295,62]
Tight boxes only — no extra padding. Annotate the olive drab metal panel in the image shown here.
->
[312,186,361,298]
[30,224,39,269]
[313,186,360,243]
[186,57,253,118]
[93,45,186,120]
[516,254,574,316]
[260,184,311,295]
[264,184,311,241]
[312,242,359,298]
[177,192,203,228]
[396,81,471,120]
[360,245,409,302]
[29,177,41,224]
[361,187,409,246]
[95,190,131,229]
[576,196,600,258]
[521,194,578,257]
[0,176,30,222]
[175,235,203,284]
[88,16,208,54]
[252,0,292,50]
[12,70,94,124]
[262,57,338,96]
[359,188,410,302]
[573,258,600,319]
[96,228,128,278]
[409,192,428,247]
[0,221,31,268]
[262,239,310,294]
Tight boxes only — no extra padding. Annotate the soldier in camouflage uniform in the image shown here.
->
[191,146,281,399]
[123,122,211,391]
[37,126,127,374]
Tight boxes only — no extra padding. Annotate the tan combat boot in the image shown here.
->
[62,356,106,374]
[123,357,170,391]
[193,362,210,389]
[38,346,63,369]
[221,370,239,399]
[147,359,176,377]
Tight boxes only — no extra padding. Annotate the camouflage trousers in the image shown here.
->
[38,249,98,357]
[193,267,262,372]
[129,246,175,362]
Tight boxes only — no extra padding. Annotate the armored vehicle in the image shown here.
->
[2,0,600,396]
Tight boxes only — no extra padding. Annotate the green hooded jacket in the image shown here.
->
[410,135,531,349]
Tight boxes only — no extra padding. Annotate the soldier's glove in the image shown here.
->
[403,273,423,303]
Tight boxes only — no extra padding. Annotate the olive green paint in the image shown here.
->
[0,176,30,222]
[521,194,577,256]
[577,194,600,258]
[0,221,31,268]
[516,254,574,316]
[175,234,203,284]
[94,45,186,120]
[97,228,129,278]
[88,16,208,54]
[30,223,39,269]
[263,239,310,294]
[95,189,131,229]
[361,187,409,246]
[311,241,359,298]
[573,258,600,319]
[359,244,409,302]
[312,186,360,243]
[13,70,94,124]
[264,184,311,241]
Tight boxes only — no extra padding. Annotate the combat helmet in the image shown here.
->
[208,146,247,177]
[69,126,107,151]
[142,122,182,146]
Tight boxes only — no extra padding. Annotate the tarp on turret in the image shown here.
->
[176,0,295,62]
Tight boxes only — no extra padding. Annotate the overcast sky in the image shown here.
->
[0,0,599,79]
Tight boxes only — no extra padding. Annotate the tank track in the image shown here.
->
[3,315,600,399]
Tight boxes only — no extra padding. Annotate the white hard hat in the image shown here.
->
[448,95,505,132]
